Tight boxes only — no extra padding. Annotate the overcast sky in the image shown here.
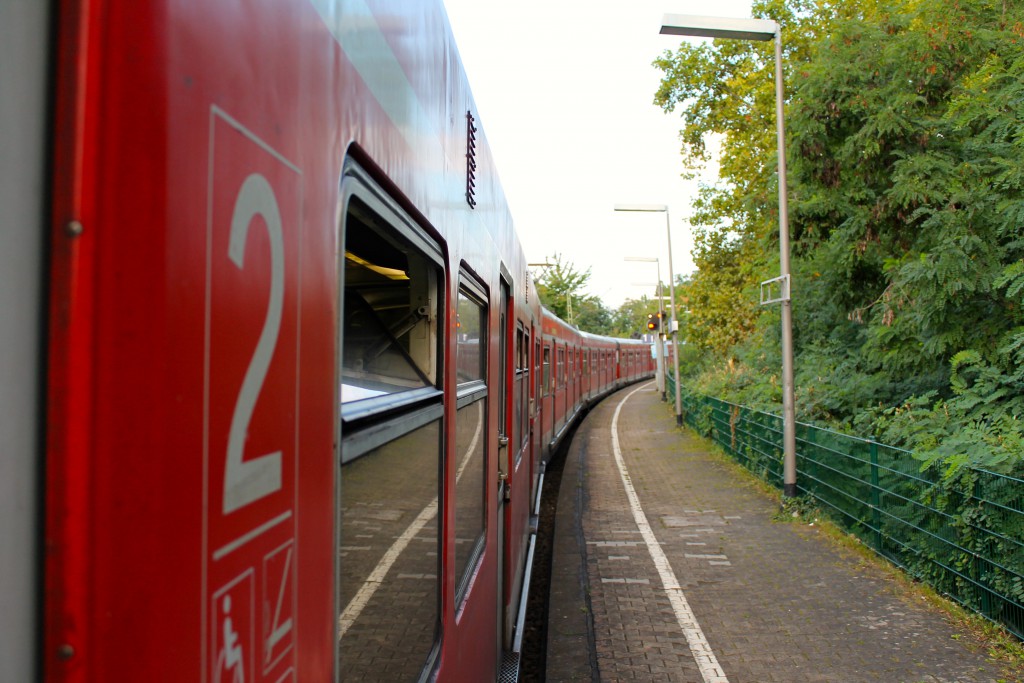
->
[441,0,755,308]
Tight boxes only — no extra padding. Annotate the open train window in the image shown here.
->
[337,164,443,682]
[340,195,442,423]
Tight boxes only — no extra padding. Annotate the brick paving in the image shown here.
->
[547,383,1016,683]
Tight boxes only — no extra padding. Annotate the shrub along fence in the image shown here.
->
[666,375,1024,640]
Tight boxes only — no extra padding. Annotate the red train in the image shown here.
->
[1,1,654,681]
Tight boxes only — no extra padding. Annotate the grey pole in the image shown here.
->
[657,260,667,402]
[624,255,665,397]
[616,206,680,423]
[659,13,796,496]
[664,209,683,426]
[774,30,797,497]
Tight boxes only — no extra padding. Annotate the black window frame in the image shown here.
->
[336,161,445,682]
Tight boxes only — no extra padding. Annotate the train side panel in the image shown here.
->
[45,1,344,680]
[38,0,654,681]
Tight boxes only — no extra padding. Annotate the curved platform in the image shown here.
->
[547,383,1013,682]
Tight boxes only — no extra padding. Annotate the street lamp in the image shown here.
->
[614,204,682,427]
[660,14,797,497]
[624,256,665,400]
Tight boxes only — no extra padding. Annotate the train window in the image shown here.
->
[556,347,565,388]
[583,350,588,376]
[339,420,441,680]
[519,330,530,452]
[514,327,524,449]
[455,278,487,604]
[542,345,551,396]
[340,195,440,414]
[456,289,485,383]
[338,165,443,680]
[534,337,541,414]
[498,281,509,441]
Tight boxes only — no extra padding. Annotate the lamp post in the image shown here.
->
[660,14,797,497]
[614,204,682,426]
[624,256,665,400]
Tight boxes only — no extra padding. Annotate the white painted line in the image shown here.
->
[337,497,439,638]
[685,554,728,560]
[587,540,643,547]
[611,384,729,683]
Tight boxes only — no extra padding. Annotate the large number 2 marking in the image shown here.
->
[223,173,284,514]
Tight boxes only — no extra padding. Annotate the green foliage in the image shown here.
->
[611,296,659,339]
[535,253,592,324]
[573,295,615,336]
[533,253,622,337]
[656,0,1024,473]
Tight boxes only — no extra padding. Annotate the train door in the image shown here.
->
[532,334,541,499]
[562,343,569,424]
[541,341,551,453]
[504,320,530,647]
[577,348,582,406]
[585,348,593,401]
[496,278,511,655]
[570,346,575,414]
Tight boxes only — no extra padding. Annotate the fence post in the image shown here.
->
[804,426,816,500]
[869,440,882,553]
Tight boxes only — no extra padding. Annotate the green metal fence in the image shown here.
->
[666,374,1024,640]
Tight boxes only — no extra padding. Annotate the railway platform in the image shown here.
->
[545,382,1015,683]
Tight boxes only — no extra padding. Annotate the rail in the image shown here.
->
[666,373,1024,640]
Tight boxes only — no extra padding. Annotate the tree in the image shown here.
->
[534,253,619,335]
[655,0,1024,472]
[534,253,591,324]
[653,0,843,364]
[612,296,659,339]
[575,295,615,336]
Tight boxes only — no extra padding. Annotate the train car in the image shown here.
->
[0,1,653,682]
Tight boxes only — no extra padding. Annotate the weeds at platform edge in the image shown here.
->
[685,430,1024,681]
[772,494,819,522]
